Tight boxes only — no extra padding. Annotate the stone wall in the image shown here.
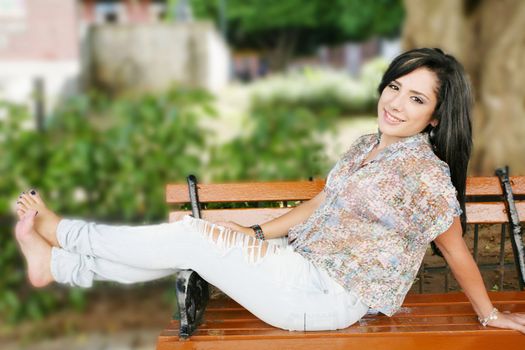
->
[402,0,525,175]
[86,21,230,94]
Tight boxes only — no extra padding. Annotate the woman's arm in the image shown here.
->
[434,217,525,333]
[216,189,326,239]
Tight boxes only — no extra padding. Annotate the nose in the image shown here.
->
[388,93,403,112]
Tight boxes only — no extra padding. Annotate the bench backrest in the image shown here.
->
[166,177,525,225]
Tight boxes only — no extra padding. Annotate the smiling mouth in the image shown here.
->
[383,109,406,123]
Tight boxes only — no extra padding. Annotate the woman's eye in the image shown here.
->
[411,96,424,104]
[388,83,399,90]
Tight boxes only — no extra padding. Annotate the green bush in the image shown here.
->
[0,81,338,325]
[250,57,388,115]
[210,103,336,182]
[0,87,215,324]
[0,101,61,324]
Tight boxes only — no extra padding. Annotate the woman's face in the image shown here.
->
[377,67,439,145]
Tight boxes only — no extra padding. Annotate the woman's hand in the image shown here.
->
[214,221,254,237]
[435,219,525,335]
[487,311,525,334]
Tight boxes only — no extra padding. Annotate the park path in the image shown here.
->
[3,330,158,350]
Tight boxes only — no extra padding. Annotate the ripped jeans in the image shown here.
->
[50,215,369,331]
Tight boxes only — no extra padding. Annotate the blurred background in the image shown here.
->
[0,0,524,349]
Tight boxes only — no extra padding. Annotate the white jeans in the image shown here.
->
[50,215,369,331]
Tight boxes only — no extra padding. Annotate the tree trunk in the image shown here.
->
[402,0,525,175]
[264,29,299,72]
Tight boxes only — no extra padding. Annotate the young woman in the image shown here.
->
[14,48,525,333]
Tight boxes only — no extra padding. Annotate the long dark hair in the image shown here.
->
[378,48,473,248]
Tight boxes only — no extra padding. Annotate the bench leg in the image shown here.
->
[175,270,209,339]
[496,167,525,289]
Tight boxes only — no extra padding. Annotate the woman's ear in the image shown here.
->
[430,119,439,127]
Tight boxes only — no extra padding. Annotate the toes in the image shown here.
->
[30,189,44,204]
[16,199,28,212]
[22,192,37,205]
[19,195,33,208]
[21,189,44,206]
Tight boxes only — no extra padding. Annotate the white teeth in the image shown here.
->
[385,111,404,123]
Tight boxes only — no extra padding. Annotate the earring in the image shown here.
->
[429,127,436,142]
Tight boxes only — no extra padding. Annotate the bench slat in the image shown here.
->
[467,176,525,196]
[169,208,291,226]
[466,201,525,223]
[166,177,525,204]
[164,315,522,333]
[163,300,525,323]
[166,180,325,203]
[200,291,525,308]
[162,322,521,336]
[157,335,525,350]
[169,201,525,225]
[161,318,524,334]
[192,303,525,321]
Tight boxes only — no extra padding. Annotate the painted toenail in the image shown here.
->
[30,190,36,195]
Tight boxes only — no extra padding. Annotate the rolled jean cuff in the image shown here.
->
[50,247,94,288]
[55,218,94,255]
[55,218,74,251]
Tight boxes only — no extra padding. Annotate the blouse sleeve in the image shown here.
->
[409,160,462,244]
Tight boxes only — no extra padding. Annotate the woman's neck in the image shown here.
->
[377,134,404,150]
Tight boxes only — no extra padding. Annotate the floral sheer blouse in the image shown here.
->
[288,132,462,316]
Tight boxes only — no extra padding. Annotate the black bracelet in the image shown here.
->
[250,224,265,241]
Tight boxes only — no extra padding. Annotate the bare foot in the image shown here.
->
[15,210,54,288]
[17,189,62,247]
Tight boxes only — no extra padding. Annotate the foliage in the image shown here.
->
[250,57,389,115]
[0,101,62,324]
[0,78,339,324]
[192,0,405,68]
[0,87,214,324]
[210,103,336,182]
[43,89,213,221]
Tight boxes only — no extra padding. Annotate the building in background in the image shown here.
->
[0,0,79,115]
[80,0,229,95]
[79,0,168,24]
[0,0,229,117]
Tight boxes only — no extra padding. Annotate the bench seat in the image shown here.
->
[157,291,525,350]
[159,174,525,349]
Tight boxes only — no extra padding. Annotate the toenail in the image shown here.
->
[30,190,36,195]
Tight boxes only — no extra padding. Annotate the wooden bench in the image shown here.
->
[157,171,525,350]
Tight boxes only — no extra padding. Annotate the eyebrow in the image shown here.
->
[392,80,431,101]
